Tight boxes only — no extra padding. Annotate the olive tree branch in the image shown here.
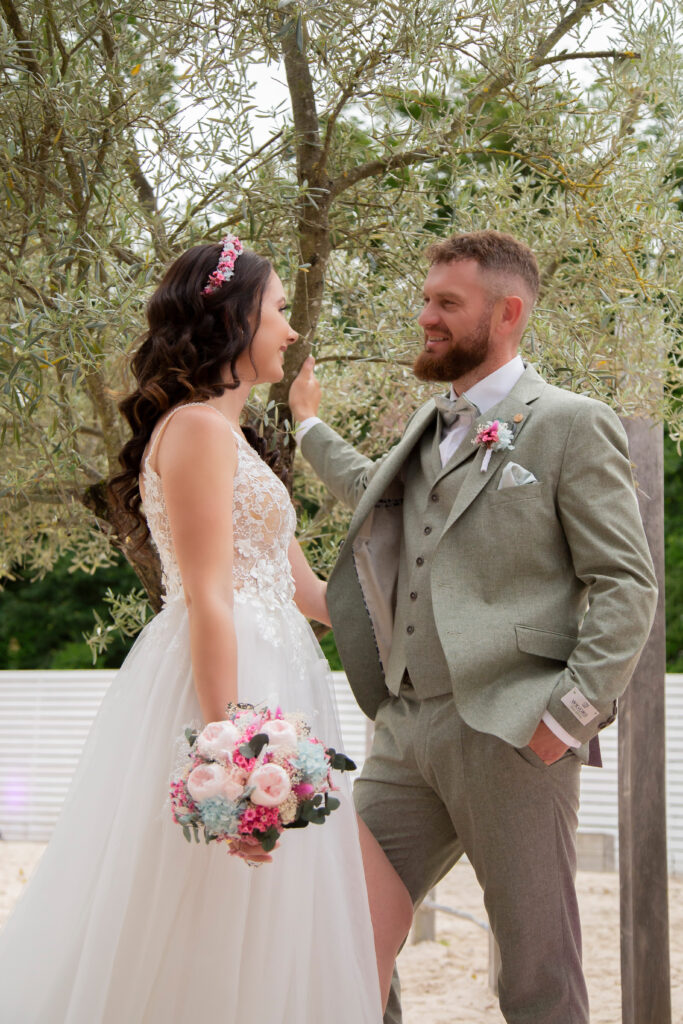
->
[167,130,286,247]
[83,368,124,475]
[319,48,385,172]
[313,354,413,366]
[43,0,70,75]
[1,0,86,211]
[532,48,641,68]
[466,0,608,117]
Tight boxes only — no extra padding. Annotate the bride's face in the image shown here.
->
[237,271,297,384]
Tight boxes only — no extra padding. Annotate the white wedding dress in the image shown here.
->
[0,404,382,1024]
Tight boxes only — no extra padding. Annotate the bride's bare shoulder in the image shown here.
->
[153,404,238,478]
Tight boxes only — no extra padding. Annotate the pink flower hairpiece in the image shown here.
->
[202,233,244,295]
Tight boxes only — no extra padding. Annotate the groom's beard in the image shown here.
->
[413,311,492,383]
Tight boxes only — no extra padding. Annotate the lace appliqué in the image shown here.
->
[229,431,297,631]
[141,468,183,599]
[141,420,297,635]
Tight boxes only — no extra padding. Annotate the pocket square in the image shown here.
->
[498,462,538,490]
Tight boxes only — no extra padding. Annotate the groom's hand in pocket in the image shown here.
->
[528,720,569,765]
[289,356,321,421]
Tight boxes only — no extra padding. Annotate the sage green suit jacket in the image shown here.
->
[300,364,658,752]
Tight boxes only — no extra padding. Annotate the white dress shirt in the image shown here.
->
[295,355,579,747]
[437,355,525,464]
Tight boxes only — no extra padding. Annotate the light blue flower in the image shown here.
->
[292,741,328,788]
[199,797,241,837]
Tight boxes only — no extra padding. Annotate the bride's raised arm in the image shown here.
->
[156,405,239,723]
[288,537,331,628]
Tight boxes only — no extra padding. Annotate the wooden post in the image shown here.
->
[618,418,671,1024]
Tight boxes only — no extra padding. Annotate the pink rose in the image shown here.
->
[262,719,298,749]
[249,764,292,807]
[187,762,231,803]
[196,721,240,762]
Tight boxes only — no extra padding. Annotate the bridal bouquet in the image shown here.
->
[169,703,356,855]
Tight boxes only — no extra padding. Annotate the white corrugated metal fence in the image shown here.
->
[1,670,682,874]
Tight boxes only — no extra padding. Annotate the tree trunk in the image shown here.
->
[265,14,333,482]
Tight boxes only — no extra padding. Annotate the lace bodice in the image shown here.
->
[141,405,297,611]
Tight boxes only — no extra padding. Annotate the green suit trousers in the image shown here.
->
[355,687,587,1024]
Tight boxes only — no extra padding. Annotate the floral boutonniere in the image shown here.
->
[472,420,515,472]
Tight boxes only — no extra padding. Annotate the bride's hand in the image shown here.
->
[229,837,277,866]
[288,539,331,627]
[289,356,321,421]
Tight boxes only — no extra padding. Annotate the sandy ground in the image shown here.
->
[1,842,681,1023]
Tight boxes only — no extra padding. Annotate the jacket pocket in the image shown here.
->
[485,481,543,506]
[515,624,578,662]
[513,744,548,769]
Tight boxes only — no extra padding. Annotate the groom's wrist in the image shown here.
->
[294,416,323,444]
[541,711,580,748]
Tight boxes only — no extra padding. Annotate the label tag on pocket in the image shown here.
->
[561,687,599,724]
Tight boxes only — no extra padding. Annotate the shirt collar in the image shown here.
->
[449,355,525,416]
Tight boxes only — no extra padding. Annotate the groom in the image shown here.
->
[289,230,657,1024]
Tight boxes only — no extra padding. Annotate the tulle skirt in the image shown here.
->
[0,594,382,1023]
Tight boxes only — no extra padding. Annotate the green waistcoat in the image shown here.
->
[386,418,475,697]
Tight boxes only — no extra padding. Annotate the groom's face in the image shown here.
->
[414,259,495,383]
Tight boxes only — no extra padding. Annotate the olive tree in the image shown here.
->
[1,0,681,630]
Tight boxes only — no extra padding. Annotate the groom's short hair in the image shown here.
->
[425,230,540,301]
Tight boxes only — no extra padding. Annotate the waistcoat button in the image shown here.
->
[416,556,424,566]
[406,625,415,635]
[410,591,417,600]
[424,526,432,535]
[431,493,439,502]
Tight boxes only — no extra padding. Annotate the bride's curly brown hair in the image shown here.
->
[110,242,288,547]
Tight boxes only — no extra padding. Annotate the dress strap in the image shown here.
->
[227,423,248,447]
[144,402,230,472]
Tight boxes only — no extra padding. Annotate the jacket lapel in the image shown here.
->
[346,400,438,541]
[345,362,546,542]
[440,364,546,533]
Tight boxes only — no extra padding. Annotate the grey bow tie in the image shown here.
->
[434,393,479,427]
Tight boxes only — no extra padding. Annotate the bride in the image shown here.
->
[0,236,412,1023]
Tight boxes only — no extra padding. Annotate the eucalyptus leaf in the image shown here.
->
[238,732,269,759]
[327,749,357,772]
[256,825,280,852]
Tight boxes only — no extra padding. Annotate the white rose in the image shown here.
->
[187,762,231,803]
[196,720,240,762]
[249,764,292,807]
[262,719,298,750]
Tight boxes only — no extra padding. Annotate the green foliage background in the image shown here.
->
[0,555,138,669]
[1,430,680,673]
[0,0,681,670]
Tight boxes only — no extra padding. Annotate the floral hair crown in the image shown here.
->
[202,233,244,296]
